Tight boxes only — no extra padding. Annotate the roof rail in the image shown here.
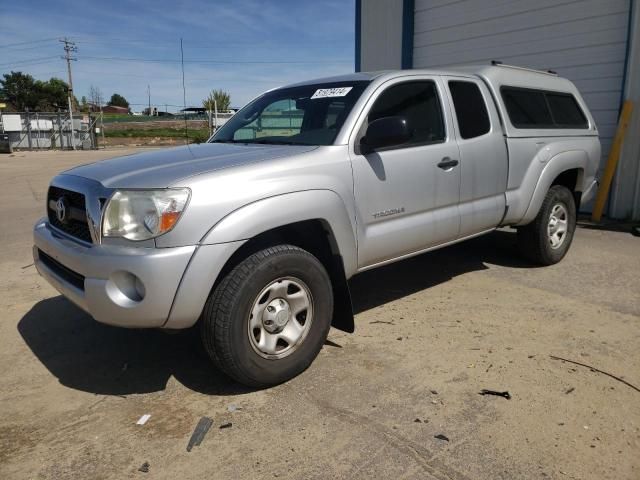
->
[490,60,558,76]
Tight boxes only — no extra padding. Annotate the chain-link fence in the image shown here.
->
[0,112,101,152]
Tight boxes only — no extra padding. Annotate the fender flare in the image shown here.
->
[517,150,586,226]
[200,189,358,277]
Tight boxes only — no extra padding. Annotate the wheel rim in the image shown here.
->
[247,276,313,359]
[547,203,569,250]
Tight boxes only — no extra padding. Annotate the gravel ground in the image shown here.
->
[0,148,638,479]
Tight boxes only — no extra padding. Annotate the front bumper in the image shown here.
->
[33,219,195,328]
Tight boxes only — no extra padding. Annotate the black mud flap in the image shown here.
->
[329,255,355,333]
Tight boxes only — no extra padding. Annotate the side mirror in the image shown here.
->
[360,116,410,153]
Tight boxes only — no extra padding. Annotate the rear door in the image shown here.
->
[350,76,461,268]
[444,77,508,236]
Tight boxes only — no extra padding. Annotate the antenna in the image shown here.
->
[180,38,188,144]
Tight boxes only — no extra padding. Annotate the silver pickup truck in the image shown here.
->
[34,64,600,387]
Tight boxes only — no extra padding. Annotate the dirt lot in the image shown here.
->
[1,149,639,479]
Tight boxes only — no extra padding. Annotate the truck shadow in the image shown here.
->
[18,229,532,396]
[350,229,532,313]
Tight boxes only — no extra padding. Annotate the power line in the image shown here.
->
[1,43,60,53]
[0,56,59,67]
[77,55,350,65]
[70,67,283,84]
[0,37,60,49]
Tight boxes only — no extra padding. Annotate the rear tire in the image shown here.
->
[200,244,333,388]
[517,185,576,265]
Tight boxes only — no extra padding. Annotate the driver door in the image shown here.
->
[350,76,461,268]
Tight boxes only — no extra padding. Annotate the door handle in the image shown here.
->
[437,157,459,170]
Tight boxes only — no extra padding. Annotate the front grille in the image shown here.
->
[47,186,93,243]
[38,249,85,291]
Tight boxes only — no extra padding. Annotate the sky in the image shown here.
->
[0,0,355,112]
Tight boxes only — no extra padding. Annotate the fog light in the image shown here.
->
[106,271,146,307]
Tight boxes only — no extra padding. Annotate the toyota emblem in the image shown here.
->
[55,197,69,223]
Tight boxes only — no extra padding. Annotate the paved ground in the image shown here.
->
[0,149,639,480]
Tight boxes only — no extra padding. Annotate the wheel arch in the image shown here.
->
[517,151,587,226]
[211,218,355,333]
[196,190,357,333]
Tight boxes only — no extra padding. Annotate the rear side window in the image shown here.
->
[502,88,553,127]
[368,81,445,147]
[546,93,588,128]
[501,87,587,129]
[448,81,490,139]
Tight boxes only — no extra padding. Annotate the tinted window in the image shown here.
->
[502,88,553,127]
[546,93,588,128]
[449,81,490,139]
[501,87,588,129]
[368,81,445,148]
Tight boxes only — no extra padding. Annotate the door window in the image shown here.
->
[366,81,445,149]
[448,81,490,139]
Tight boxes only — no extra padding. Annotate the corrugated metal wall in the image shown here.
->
[412,0,631,209]
[359,0,404,71]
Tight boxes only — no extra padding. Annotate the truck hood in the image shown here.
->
[63,143,318,188]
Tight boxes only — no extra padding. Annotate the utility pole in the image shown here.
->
[60,37,77,150]
[147,84,151,116]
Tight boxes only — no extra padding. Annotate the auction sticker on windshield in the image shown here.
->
[311,87,353,99]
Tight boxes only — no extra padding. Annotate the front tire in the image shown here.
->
[201,245,333,388]
[517,185,577,265]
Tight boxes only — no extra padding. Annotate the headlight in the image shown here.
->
[102,189,190,241]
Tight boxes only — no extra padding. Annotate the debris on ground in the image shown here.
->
[479,389,512,400]
[485,363,493,373]
[430,389,438,395]
[136,414,151,425]
[138,462,150,473]
[549,355,640,393]
[186,417,214,452]
[21,263,34,269]
[369,320,395,325]
[414,418,422,423]
[565,387,575,394]
[434,434,450,442]
[227,404,242,413]
[220,422,233,429]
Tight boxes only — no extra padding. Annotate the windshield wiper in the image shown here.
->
[250,139,312,146]
[209,139,240,144]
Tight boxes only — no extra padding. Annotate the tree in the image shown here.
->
[80,96,88,112]
[38,77,73,110]
[108,93,129,109]
[88,85,104,110]
[0,71,74,111]
[0,71,37,111]
[203,89,231,113]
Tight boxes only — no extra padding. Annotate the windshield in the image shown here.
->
[210,81,370,146]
